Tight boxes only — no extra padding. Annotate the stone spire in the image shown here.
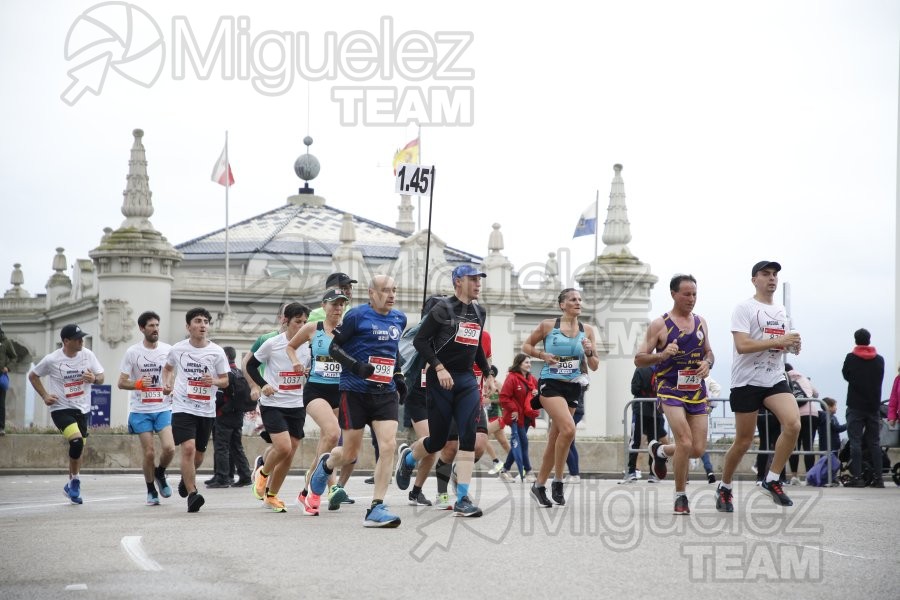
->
[396,195,415,233]
[600,164,634,259]
[46,248,72,307]
[120,129,156,231]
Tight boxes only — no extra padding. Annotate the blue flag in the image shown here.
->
[572,203,597,238]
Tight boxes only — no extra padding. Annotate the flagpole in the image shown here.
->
[593,189,599,325]
[224,131,230,311]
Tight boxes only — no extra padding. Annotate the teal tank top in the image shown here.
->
[539,318,585,381]
[307,322,342,385]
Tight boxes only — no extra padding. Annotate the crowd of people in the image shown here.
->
[22,260,896,523]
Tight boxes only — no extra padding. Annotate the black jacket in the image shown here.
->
[842,347,884,413]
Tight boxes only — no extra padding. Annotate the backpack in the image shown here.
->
[788,377,809,406]
[227,368,256,413]
[805,453,840,486]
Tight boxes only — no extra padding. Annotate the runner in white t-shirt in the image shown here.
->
[28,323,104,505]
[162,307,229,513]
[716,261,802,513]
[117,310,174,506]
[245,302,310,513]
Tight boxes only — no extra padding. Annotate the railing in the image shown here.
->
[622,397,834,485]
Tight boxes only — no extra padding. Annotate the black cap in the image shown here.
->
[60,324,88,341]
[325,272,357,288]
[322,289,350,303]
[751,261,782,277]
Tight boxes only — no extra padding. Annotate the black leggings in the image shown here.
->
[789,414,820,473]
[422,370,481,453]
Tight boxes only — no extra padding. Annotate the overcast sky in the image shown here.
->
[1,0,897,403]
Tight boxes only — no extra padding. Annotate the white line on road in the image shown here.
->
[0,496,129,512]
[121,536,163,571]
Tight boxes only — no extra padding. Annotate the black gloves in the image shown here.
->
[393,372,408,404]
[353,361,376,379]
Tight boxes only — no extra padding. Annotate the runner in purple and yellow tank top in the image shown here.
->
[635,274,715,516]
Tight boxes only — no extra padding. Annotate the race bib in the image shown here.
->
[366,357,395,384]
[278,371,303,391]
[676,369,701,391]
[420,368,426,388]
[313,356,342,378]
[141,387,164,403]
[764,326,786,352]
[455,322,481,346]
[549,355,578,376]
[187,379,212,402]
[64,379,85,399]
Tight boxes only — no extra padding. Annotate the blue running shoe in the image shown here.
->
[146,491,160,506]
[154,467,172,498]
[310,453,331,496]
[363,503,401,528]
[64,478,83,505]
[395,443,414,491]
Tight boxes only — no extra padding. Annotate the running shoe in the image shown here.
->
[789,476,801,486]
[488,461,503,475]
[551,481,565,506]
[154,467,172,498]
[760,479,793,506]
[707,472,717,484]
[178,478,188,498]
[674,494,690,515]
[453,496,483,518]
[530,483,552,508]
[648,473,660,484]
[499,470,516,483]
[327,484,349,511]
[296,490,319,516]
[253,469,268,501]
[433,493,453,510]
[716,484,734,512]
[307,491,322,511]
[394,443,414,491]
[408,490,433,506]
[870,479,886,488]
[264,495,287,513]
[648,440,668,480]
[564,474,581,484]
[187,491,205,513]
[364,475,375,484]
[524,471,537,483]
[618,471,638,485]
[364,503,401,528]
[309,453,331,496]
[64,477,83,505]
[146,490,160,506]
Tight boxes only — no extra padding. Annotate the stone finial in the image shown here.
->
[121,128,155,225]
[396,195,415,233]
[544,251,559,287]
[52,247,67,274]
[339,212,356,245]
[10,263,24,287]
[600,163,634,258]
[488,223,504,254]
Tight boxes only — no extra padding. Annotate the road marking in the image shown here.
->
[0,496,129,512]
[121,536,162,571]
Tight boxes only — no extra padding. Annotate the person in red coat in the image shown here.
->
[498,353,541,481]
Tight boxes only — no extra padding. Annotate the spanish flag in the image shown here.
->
[392,138,420,175]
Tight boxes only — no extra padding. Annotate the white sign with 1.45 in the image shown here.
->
[395,163,434,196]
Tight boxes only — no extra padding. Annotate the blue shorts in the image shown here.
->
[128,410,173,434]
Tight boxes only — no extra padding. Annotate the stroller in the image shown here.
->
[837,400,900,486]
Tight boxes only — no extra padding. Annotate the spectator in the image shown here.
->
[817,397,846,454]
[622,366,670,483]
[785,363,820,485]
[842,328,885,487]
[887,364,900,427]
[498,353,540,482]
[0,324,18,435]
[207,346,252,488]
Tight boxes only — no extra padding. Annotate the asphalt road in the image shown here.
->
[0,473,897,599]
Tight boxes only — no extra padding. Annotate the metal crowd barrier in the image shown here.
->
[622,397,834,485]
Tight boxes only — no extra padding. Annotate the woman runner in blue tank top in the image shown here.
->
[286,288,350,511]
[522,288,599,507]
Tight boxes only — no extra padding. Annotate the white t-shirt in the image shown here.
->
[730,297,790,388]
[253,332,309,408]
[30,348,104,414]
[120,342,172,413]
[166,339,229,417]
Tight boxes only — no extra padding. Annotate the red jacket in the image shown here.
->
[499,370,540,427]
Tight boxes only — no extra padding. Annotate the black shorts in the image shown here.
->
[729,380,793,413]
[303,382,341,410]
[338,390,399,430]
[538,378,583,408]
[448,406,489,439]
[405,386,428,424]
[260,404,306,439]
[171,412,215,451]
[50,409,89,439]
